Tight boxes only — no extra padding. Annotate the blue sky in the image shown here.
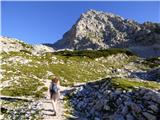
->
[1,1,160,44]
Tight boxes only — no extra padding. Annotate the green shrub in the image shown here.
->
[53,48,135,59]
[20,50,32,54]
[142,57,160,68]
[18,41,33,49]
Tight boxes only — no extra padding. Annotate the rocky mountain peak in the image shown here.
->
[52,9,160,58]
[53,9,141,50]
[80,9,124,21]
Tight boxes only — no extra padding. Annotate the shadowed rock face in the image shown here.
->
[68,79,160,120]
[53,9,160,58]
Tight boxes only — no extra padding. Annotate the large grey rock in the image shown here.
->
[94,100,104,111]
[94,117,100,120]
[121,106,129,115]
[103,105,110,111]
[113,114,125,120]
[147,67,160,82]
[148,105,159,113]
[142,112,157,120]
[126,113,135,120]
[130,103,142,113]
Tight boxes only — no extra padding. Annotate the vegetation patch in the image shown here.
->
[17,40,33,49]
[53,48,135,59]
[111,77,160,90]
[19,50,32,54]
[1,49,138,88]
[142,57,160,68]
[0,49,140,97]
[1,99,42,120]
[63,96,74,119]
[1,77,44,98]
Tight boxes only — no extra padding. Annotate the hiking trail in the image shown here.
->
[40,80,67,120]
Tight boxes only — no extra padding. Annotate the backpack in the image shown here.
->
[50,83,58,93]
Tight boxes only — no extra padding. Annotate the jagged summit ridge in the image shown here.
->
[53,9,140,49]
[80,9,124,21]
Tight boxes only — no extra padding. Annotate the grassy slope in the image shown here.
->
[1,49,160,98]
[1,48,160,120]
[112,77,160,90]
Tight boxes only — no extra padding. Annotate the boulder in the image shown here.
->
[142,112,157,120]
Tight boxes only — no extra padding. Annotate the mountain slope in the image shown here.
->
[52,9,160,58]
[0,36,55,55]
[1,37,160,119]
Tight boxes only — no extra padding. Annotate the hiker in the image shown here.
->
[49,77,60,116]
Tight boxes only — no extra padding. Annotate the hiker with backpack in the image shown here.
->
[49,77,60,116]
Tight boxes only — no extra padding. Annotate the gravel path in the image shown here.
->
[40,80,67,120]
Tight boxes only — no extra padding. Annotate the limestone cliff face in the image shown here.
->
[53,10,160,57]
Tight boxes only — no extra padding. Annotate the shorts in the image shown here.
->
[50,91,59,101]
